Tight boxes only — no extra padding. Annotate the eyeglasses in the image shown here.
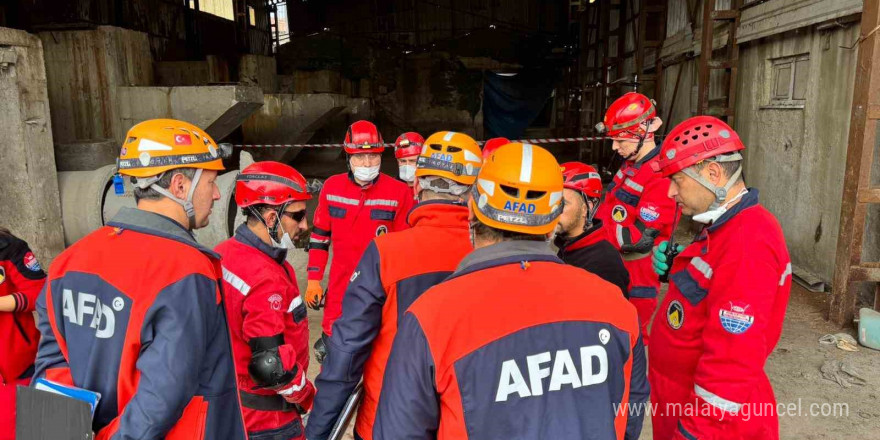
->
[282,209,307,222]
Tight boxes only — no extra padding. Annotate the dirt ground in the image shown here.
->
[292,252,880,439]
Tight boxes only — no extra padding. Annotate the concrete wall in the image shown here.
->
[38,26,154,145]
[239,54,278,93]
[735,23,861,283]
[0,27,65,263]
[117,85,264,143]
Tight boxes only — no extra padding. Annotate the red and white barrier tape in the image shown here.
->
[233,136,606,149]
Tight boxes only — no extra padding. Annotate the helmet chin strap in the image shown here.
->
[137,168,203,230]
[620,119,653,161]
[582,195,600,231]
[250,202,291,247]
[681,156,744,210]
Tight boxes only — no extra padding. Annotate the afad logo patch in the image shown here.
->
[640,205,661,223]
[611,205,628,223]
[719,301,755,334]
[376,225,388,236]
[24,252,41,272]
[0,266,5,285]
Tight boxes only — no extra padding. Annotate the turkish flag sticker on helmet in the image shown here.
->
[174,134,192,145]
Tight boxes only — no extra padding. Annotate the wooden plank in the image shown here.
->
[857,187,880,203]
[830,0,880,325]
[849,266,880,282]
[697,0,714,115]
[706,107,735,117]
[708,59,735,69]
[711,10,739,20]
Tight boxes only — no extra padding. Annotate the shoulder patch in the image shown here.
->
[0,266,5,285]
[23,252,42,272]
[639,204,661,223]
[719,301,754,334]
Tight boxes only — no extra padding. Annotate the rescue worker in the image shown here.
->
[649,116,791,439]
[554,162,630,295]
[374,143,648,440]
[305,120,414,363]
[307,131,482,440]
[481,136,511,159]
[594,92,676,345]
[215,162,316,440]
[32,119,245,439]
[0,228,46,440]
[394,132,424,192]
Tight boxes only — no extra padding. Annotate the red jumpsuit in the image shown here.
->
[0,233,46,440]
[308,173,414,335]
[216,224,311,440]
[650,189,791,439]
[596,146,675,344]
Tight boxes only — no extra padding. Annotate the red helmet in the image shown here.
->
[235,161,310,208]
[596,92,657,140]
[343,120,385,154]
[651,116,745,177]
[482,137,511,159]
[561,162,602,199]
[394,132,424,159]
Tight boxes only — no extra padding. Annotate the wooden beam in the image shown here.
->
[829,0,880,325]
[858,187,880,203]
[711,10,739,21]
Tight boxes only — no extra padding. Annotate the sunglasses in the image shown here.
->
[282,209,307,222]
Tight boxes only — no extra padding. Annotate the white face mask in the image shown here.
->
[353,165,380,183]
[269,230,297,250]
[692,188,749,224]
[398,164,416,182]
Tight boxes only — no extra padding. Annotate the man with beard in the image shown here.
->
[554,162,629,296]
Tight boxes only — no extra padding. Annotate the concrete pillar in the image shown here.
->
[0,27,65,263]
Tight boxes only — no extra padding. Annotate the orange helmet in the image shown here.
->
[116,119,225,229]
[116,119,225,178]
[415,131,482,185]
[470,143,564,235]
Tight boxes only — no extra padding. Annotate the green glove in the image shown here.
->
[653,241,684,277]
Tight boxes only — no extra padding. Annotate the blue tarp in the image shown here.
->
[482,70,557,139]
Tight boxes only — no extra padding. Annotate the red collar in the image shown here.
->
[407,200,469,229]
[558,221,608,252]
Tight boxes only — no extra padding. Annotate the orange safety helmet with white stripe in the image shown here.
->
[116,119,227,229]
[470,142,564,235]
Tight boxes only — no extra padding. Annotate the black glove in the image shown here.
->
[620,228,660,254]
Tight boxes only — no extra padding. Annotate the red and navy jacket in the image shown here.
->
[307,200,471,440]
[0,233,46,384]
[32,208,246,440]
[374,241,649,440]
[308,172,414,335]
[555,219,630,297]
[215,223,310,439]
[649,189,791,440]
[595,145,675,299]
